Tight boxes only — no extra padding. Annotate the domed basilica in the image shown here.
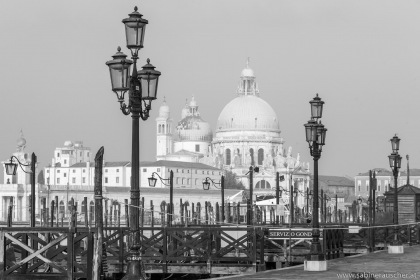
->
[156,60,310,200]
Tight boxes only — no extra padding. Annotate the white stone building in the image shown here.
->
[155,60,311,209]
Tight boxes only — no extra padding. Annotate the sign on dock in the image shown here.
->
[268,228,323,240]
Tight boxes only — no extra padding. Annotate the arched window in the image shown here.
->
[258,148,264,165]
[226,149,231,165]
[255,180,271,189]
[182,178,186,185]
[59,201,65,214]
[250,149,255,166]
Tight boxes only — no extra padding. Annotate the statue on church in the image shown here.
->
[245,152,252,167]
[264,152,274,169]
[274,148,286,169]
[286,146,297,168]
[233,150,241,168]
[16,130,26,153]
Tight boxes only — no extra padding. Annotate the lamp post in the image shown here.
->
[202,176,225,221]
[245,166,259,225]
[304,94,327,271]
[148,171,174,226]
[5,153,37,227]
[306,187,312,219]
[388,134,403,253]
[106,6,162,279]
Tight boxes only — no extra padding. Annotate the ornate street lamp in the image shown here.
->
[5,154,37,227]
[106,6,162,280]
[202,176,225,221]
[148,171,174,226]
[304,94,327,271]
[388,134,403,254]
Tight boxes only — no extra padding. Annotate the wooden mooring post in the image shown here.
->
[93,147,104,280]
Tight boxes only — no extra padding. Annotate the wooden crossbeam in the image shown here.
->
[5,233,67,275]
[216,232,250,255]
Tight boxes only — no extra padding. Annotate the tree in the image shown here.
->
[224,170,245,189]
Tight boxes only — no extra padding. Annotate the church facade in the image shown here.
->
[155,61,311,208]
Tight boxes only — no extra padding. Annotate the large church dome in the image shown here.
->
[216,60,280,133]
[217,95,279,132]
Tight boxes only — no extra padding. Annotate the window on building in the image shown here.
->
[64,159,67,164]
[142,168,147,172]
[195,144,200,152]
[195,170,197,174]
[116,169,119,172]
[225,149,231,165]
[182,178,186,184]
[195,179,198,185]
[157,168,160,172]
[176,178,180,184]
[82,177,86,184]
[105,177,108,183]
[57,170,60,173]
[83,169,86,173]
[187,178,191,185]
[72,169,76,173]
[72,178,76,184]
[207,171,209,175]
[202,171,204,174]
[47,170,50,174]
[57,178,60,184]
[258,148,264,165]
[105,169,108,173]
[87,152,89,157]
[57,153,60,157]
[80,152,82,156]
[64,173,67,178]
[377,184,381,192]
[116,177,119,183]
[182,169,184,173]
[358,185,361,192]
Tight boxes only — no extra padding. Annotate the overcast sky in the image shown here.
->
[1,0,420,180]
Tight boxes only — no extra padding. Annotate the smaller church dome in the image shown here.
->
[241,58,255,77]
[189,96,197,107]
[241,67,254,77]
[158,97,170,119]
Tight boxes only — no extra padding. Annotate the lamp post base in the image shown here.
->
[304,260,327,271]
[388,245,404,254]
[122,252,147,280]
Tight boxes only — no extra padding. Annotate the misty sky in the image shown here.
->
[1,0,420,180]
